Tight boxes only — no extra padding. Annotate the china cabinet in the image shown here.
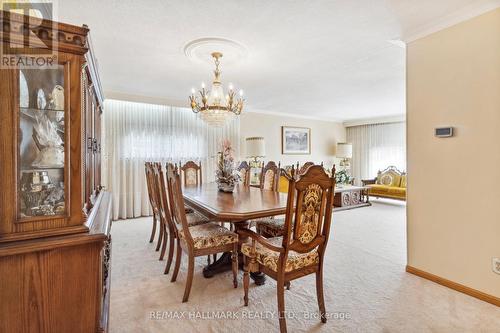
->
[0,10,111,333]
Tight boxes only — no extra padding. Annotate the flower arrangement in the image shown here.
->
[335,169,353,185]
[215,139,240,193]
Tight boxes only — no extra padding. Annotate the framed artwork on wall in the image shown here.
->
[282,126,311,155]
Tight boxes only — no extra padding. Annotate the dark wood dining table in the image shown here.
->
[182,182,288,285]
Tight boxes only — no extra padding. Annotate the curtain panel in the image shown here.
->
[102,99,240,220]
[346,122,406,185]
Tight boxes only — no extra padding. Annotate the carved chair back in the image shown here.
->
[151,163,175,235]
[260,161,280,191]
[166,163,194,246]
[180,161,202,186]
[145,162,160,216]
[237,161,250,187]
[297,161,314,175]
[281,165,336,257]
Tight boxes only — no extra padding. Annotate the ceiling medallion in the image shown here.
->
[189,52,244,127]
[183,37,248,65]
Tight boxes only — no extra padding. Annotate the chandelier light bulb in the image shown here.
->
[228,83,234,91]
[191,88,195,94]
[239,89,244,97]
[201,82,205,89]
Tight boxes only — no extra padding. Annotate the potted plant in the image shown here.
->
[216,140,240,193]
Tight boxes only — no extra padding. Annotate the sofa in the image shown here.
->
[362,166,406,201]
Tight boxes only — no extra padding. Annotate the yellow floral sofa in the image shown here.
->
[362,166,406,201]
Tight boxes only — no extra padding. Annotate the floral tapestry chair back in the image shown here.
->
[260,161,280,191]
[180,161,202,186]
[237,161,250,187]
[282,165,336,254]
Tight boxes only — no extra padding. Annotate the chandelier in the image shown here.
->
[189,52,244,127]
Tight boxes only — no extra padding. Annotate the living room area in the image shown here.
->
[0,1,499,333]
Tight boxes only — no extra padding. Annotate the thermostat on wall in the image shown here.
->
[435,127,454,137]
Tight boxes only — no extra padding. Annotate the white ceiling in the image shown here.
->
[57,0,498,121]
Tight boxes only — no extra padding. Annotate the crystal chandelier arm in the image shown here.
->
[200,87,209,108]
[226,89,235,111]
[189,95,200,113]
[234,98,244,115]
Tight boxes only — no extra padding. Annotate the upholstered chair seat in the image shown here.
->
[186,211,209,226]
[254,216,287,237]
[179,222,238,250]
[241,236,319,272]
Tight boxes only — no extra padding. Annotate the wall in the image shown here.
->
[407,8,500,297]
[239,112,346,169]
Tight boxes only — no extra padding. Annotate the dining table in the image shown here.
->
[182,182,288,285]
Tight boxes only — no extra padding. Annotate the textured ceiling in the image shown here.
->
[57,0,497,121]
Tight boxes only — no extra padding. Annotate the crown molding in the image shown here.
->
[343,114,405,127]
[244,108,344,123]
[104,91,187,108]
[104,91,345,124]
[402,1,500,43]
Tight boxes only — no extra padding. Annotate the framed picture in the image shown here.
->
[282,126,311,155]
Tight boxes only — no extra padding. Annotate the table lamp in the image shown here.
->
[246,137,266,168]
[336,143,352,168]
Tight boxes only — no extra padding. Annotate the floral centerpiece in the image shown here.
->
[335,169,353,187]
[216,140,240,193]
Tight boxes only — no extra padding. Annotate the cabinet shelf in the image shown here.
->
[21,167,64,172]
[20,107,64,113]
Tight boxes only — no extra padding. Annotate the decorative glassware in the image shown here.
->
[18,66,66,218]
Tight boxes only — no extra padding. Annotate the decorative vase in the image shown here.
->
[217,181,235,193]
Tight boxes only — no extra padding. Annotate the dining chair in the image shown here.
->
[166,164,239,302]
[179,160,203,215]
[237,161,250,187]
[150,163,209,265]
[297,161,315,174]
[260,161,280,191]
[249,161,281,232]
[180,160,202,186]
[256,162,316,238]
[144,162,163,251]
[240,164,336,333]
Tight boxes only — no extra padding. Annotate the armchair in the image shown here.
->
[240,165,336,333]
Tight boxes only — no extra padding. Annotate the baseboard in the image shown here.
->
[405,265,500,307]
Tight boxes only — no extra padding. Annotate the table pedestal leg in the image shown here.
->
[202,252,232,278]
[250,271,266,285]
[202,221,266,285]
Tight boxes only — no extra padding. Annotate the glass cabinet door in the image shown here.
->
[18,65,66,219]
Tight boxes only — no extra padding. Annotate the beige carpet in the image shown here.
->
[109,200,500,332]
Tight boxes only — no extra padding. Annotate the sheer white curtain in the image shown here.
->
[346,122,406,185]
[101,99,240,220]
